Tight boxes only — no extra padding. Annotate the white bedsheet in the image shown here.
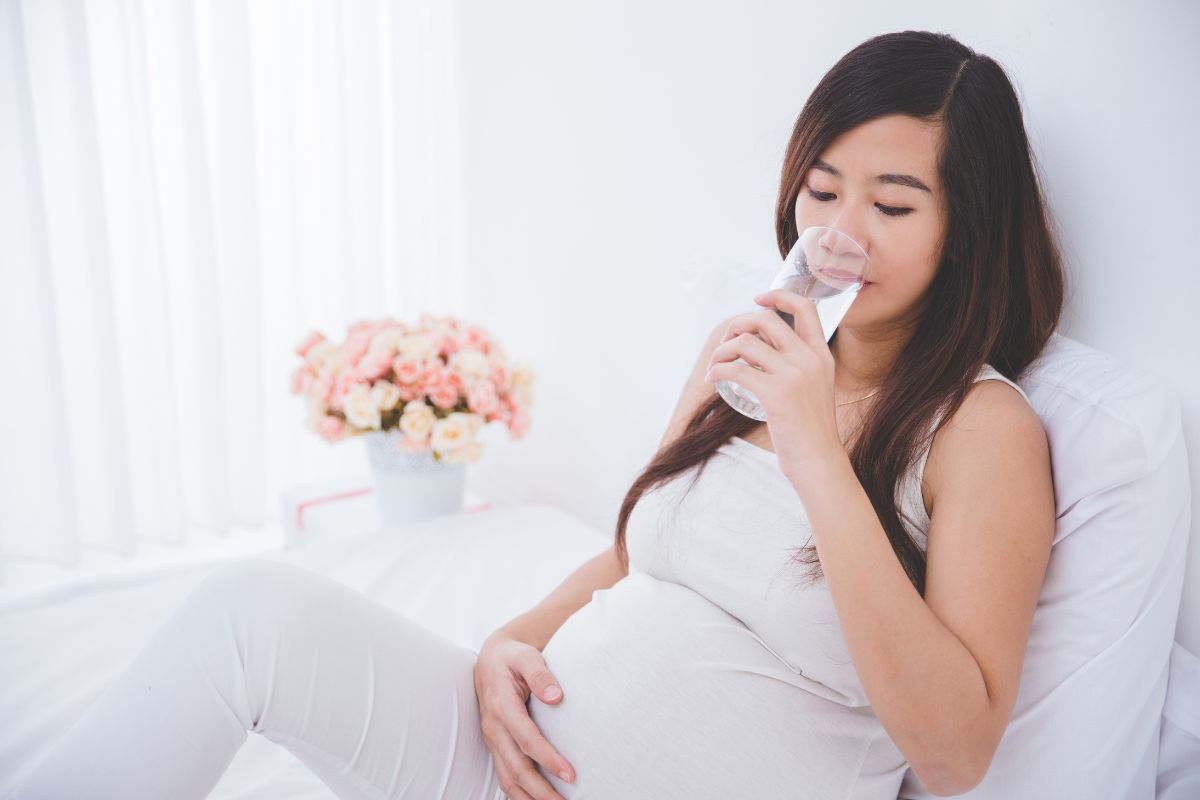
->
[4,499,1198,798]
[0,501,611,798]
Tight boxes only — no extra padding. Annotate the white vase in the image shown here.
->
[363,429,466,526]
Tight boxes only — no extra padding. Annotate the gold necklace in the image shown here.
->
[835,388,881,408]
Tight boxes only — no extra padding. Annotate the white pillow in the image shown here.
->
[899,332,1192,799]
[1157,641,1200,799]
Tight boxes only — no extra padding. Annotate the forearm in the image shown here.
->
[788,451,992,792]
[491,545,628,651]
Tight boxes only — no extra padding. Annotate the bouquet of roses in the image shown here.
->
[289,313,533,464]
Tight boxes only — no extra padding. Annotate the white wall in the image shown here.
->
[450,1,1200,651]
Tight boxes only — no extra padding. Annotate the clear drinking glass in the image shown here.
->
[716,226,871,421]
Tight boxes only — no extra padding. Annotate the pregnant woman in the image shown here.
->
[12,29,1060,800]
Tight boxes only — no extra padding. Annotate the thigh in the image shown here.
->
[201,558,503,800]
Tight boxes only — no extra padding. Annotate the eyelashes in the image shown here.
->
[806,187,912,217]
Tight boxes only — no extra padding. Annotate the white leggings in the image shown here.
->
[11,558,505,800]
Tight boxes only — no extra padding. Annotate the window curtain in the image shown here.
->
[0,0,466,587]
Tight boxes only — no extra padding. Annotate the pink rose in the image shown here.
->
[347,319,383,338]
[397,383,424,403]
[345,334,372,367]
[467,380,500,416]
[393,356,423,384]
[359,353,393,381]
[383,319,405,331]
[429,383,459,409]
[316,415,346,442]
[435,333,459,357]
[490,362,510,392]
[290,365,314,395]
[418,361,447,390]
[309,374,335,405]
[507,406,530,438]
[295,331,326,358]
[463,325,492,354]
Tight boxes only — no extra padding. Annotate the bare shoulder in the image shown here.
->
[923,378,1048,517]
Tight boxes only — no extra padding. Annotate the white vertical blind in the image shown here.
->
[0,0,466,587]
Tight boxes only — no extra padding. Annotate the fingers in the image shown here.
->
[706,356,761,390]
[709,332,778,373]
[754,292,824,347]
[720,308,797,352]
[499,693,576,783]
[478,640,574,798]
[492,750,544,800]
[490,723,569,800]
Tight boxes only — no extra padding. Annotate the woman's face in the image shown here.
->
[794,114,948,331]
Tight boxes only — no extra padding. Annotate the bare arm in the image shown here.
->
[490,546,628,650]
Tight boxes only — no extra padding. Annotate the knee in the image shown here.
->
[194,556,301,594]
[185,558,321,628]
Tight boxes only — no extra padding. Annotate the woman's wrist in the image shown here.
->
[782,438,853,498]
[488,615,549,651]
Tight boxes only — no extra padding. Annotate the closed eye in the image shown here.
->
[806,187,912,217]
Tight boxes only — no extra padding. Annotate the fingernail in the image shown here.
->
[558,769,572,783]
[543,685,561,701]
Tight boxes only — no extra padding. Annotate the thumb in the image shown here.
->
[517,649,563,704]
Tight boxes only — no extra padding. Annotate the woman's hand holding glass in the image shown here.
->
[714,226,870,421]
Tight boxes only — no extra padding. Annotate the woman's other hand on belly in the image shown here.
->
[475,633,576,799]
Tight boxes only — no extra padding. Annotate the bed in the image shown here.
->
[0,502,612,798]
[2,333,1198,799]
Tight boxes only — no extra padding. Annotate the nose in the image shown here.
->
[816,215,868,257]
[815,224,870,281]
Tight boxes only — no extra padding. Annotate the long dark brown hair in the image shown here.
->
[614,31,1064,597]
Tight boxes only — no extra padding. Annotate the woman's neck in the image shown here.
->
[829,327,906,392]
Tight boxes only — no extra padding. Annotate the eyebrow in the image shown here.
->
[812,159,933,194]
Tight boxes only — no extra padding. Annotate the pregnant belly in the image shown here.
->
[526,572,893,799]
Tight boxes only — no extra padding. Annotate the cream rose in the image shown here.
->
[305,340,342,375]
[370,380,402,412]
[448,350,490,384]
[358,330,401,379]
[342,384,381,430]
[399,400,437,442]
[397,334,437,362]
[509,365,535,391]
[430,411,481,457]
[370,327,404,354]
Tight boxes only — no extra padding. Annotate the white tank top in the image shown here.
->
[527,364,1031,799]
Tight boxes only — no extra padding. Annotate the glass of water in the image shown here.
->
[716,226,871,421]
